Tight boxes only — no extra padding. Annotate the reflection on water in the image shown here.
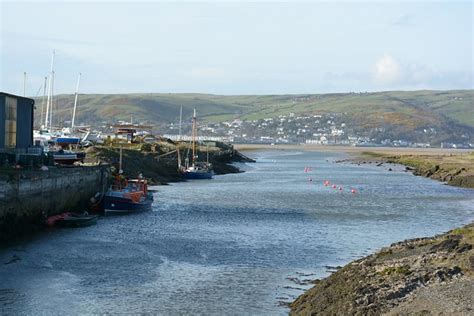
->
[1,150,473,314]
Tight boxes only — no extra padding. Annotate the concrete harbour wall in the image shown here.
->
[0,165,109,243]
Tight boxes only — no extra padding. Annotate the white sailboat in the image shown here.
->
[181,109,213,179]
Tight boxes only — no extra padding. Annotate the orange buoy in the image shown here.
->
[332,184,337,189]
[351,189,357,194]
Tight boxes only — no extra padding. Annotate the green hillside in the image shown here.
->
[35,90,473,141]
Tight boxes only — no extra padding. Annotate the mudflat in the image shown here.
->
[235,144,472,156]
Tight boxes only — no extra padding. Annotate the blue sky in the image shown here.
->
[1,1,473,95]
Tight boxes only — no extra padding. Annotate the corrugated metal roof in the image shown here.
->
[0,92,35,103]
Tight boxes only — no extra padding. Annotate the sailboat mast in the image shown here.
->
[45,50,55,130]
[71,73,81,129]
[40,76,47,127]
[178,106,182,141]
[192,109,196,166]
[177,147,181,170]
[119,145,123,173]
[23,72,27,97]
[49,71,55,129]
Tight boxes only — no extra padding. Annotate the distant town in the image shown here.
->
[158,112,473,149]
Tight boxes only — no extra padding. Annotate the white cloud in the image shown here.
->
[374,54,402,84]
[372,54,473,90]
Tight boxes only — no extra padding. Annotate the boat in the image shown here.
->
[56,213,98,227]
[180,109,214,180]
[102,147,154,214]
[53,149,86,165]
[102,177,154,214]
[55,136,82,146]
[183,162,214,179]
[46,212,98,228]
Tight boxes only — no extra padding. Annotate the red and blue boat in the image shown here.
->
[102,178,154,214]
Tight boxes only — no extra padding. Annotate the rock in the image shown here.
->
[456,243,472,253]
[468,256,474,270]
[290,222,474,316]
[430,238,459,252]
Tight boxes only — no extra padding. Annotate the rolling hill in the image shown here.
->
[34,90,473,143]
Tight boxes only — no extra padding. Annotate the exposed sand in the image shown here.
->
[234,144,473,155]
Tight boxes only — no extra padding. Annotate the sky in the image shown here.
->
[1,1,473,95]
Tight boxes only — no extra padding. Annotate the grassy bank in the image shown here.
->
[359,151,474,188]
[85,143,254,185]
[235,144,472,155]
[290,149,474,314]
[290,223,474,315]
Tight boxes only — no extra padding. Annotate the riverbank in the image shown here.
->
[235,144,472,155]
[289,148,474,314]
[290,222,474,315]
[86,143,254,185]
[343,151,474,188]
[236,144,474,188]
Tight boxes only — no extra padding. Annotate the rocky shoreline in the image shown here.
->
[336,151,474,188]
[87,144,255,185]
[290,223,474,315]
[290,151,474,315]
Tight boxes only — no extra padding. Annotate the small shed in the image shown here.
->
[0,92,35,152]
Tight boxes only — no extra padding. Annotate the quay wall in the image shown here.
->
[0,165,109,243]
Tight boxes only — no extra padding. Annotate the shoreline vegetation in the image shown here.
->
[235,144,474,314]
[86,142,255,185]
[357,151,474,188]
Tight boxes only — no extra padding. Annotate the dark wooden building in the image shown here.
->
[0,92,35,152]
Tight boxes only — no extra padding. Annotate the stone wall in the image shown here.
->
[0,165,109,243]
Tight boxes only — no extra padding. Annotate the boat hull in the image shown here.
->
[183,170,214,179]
[56,215,98,227]
[53,152,86,165]
[103,195,153,215]
[46,212,98,227]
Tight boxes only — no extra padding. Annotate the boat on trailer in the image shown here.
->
[53,149,86,165]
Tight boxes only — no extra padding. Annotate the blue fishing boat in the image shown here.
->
[184,162,214,179]
[103,178,153,214]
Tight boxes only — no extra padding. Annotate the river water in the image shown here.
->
[1,150,473,315]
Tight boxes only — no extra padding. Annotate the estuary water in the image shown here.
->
[1,150,473,315]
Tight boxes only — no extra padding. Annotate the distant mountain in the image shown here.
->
[34,90,473,144]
